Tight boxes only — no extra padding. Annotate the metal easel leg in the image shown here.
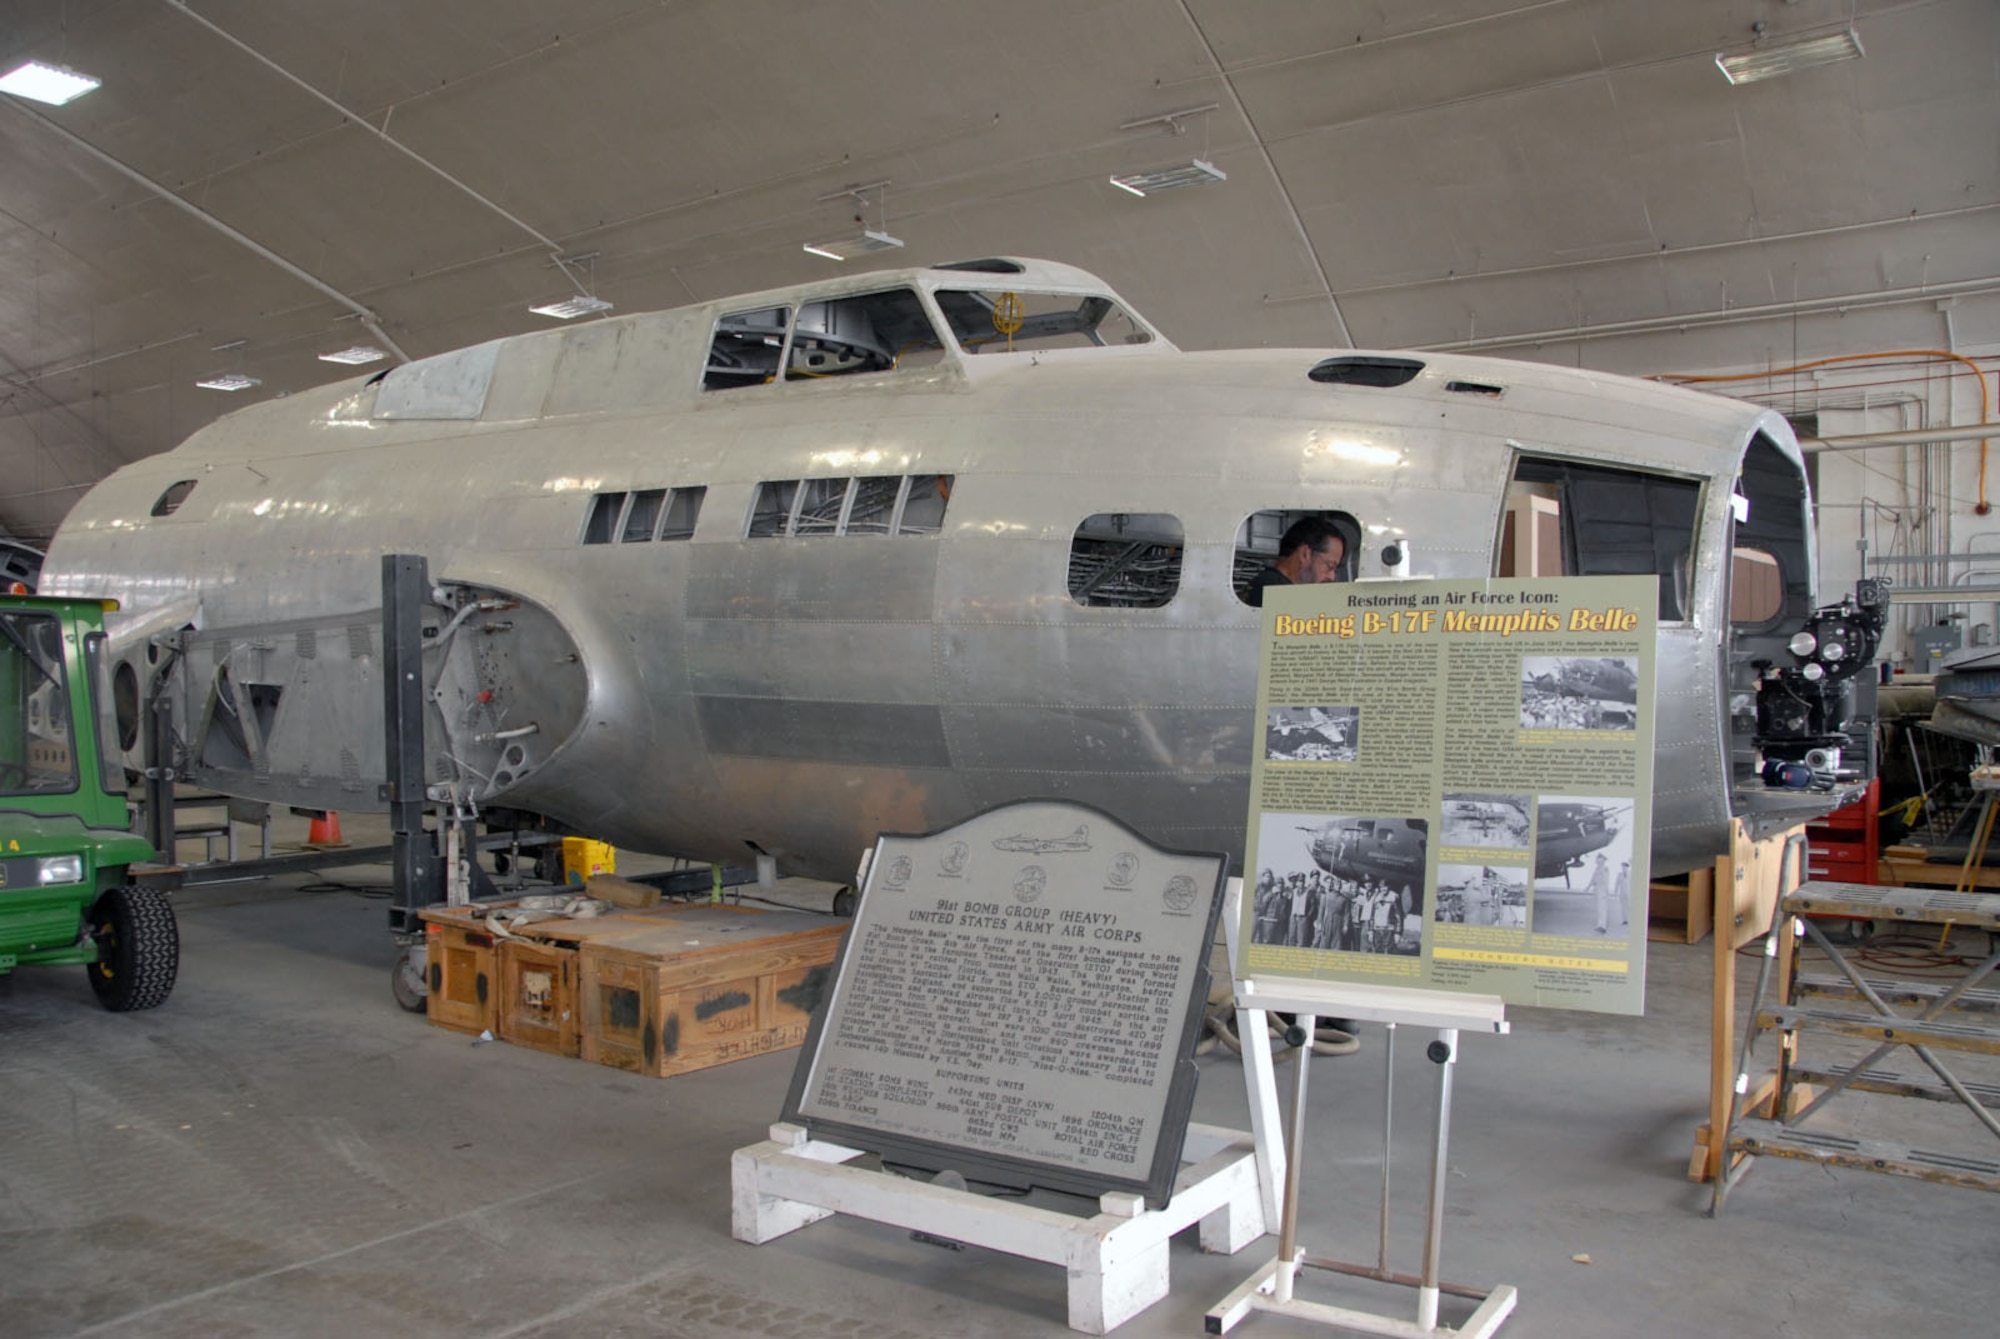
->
[1274,1012,1316,1305]
[1378,1022,1396,1277]
[1418,1029,1459,1333]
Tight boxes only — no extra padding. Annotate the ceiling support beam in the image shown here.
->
[1418,275,2000,353]
[1173,0,1354,348]
[3,97,410,364]
[161,0,584,289]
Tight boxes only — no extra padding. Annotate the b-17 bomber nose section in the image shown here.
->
[425,585,589,804]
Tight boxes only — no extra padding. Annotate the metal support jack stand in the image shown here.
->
[384,554,445,1010]
[1207,965,1515,1337]
[140,681,177,860]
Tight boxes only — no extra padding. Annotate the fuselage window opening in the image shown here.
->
[150,480,198,517]
[704,306,790,390]
[1233,510,1361,605]
[658,486,705,541]
[933,289,1153,355]
[788,289,943,379]
[1068,513,1184,609]
[582,492,624,544]
[1730,548,1785,625]
[1499,457,1701,621]
[582,486,707,544]
[702,291,946,392]
[745,476,954,538]
[621,489,667,542]
[1729,434,1813,632]
[898,475,952,535]
[843,476,906,535]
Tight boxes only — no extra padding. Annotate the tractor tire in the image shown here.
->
[86,883,180,1012]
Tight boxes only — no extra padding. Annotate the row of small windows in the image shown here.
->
[749,475,952,538]
[581,477,950,544]
[573,460,1777,620]
[581,487,706,545]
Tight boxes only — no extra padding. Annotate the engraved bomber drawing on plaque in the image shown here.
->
[782,799,1229,1208]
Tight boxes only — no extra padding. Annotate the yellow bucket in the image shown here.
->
[562,837,616,885]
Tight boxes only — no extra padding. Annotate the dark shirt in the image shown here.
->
[1245,565,1292,608]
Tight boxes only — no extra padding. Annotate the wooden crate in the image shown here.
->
[580,905,846,1078]
[419,899,691,1043]
[495,937,581,1056]
[423,919,497,1035]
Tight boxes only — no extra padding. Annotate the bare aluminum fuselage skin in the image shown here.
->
[42,260,1811,881]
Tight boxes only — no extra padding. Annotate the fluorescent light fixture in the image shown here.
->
[196,373,261,392]
[1109,159,1226,197]
[802,229,905,262]
[0,60,101,105]
[529,294,614,320]
[317,345,387,365]
[1717,27,1864,84]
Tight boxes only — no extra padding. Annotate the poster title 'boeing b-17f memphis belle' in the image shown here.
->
[42,258,1882,881]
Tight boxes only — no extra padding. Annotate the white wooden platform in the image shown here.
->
[731,1120,1267,1334]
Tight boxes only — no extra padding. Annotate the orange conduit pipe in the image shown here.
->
[1650,351,1996,514]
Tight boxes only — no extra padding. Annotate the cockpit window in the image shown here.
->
[1502,457,1701,621]
[703,290,945,391]
[934,290,1153,354]
[788,289,943,379]
[704,306,789,390]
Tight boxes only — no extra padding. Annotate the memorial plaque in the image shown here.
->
[783,800,1228,1208]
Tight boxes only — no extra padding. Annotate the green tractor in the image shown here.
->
[0,593,179,1010]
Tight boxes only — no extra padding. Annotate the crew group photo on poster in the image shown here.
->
[1249,812,1427,957]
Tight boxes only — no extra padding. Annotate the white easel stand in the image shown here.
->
[1208,881,1518,1338]
[732,1120,1265,1333]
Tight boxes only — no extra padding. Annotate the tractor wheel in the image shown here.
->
[86,883,180,1012]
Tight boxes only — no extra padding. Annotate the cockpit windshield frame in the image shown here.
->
[930,288,1156,356]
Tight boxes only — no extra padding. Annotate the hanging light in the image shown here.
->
[1716,27,1864,84]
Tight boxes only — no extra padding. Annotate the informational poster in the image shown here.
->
[1236,576,1656,1015]
[785,800,1227,1208]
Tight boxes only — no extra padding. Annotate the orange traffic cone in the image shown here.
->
[306,811,345,846]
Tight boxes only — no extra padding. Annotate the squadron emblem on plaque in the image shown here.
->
[1012,864,1048,901]
[883,854,913,888]
[941,840,970,876]
[1162,874,1197,912]
[1107,851,1140,888]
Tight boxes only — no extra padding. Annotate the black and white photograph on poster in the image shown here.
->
[1249,812,1427,954]
[1518,656,1640,731]
[1531,795,1637,938]
[1435,863,1528,927]
[1441,792,1531,852]
[1264,705,1361,763]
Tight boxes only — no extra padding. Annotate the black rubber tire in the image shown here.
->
[86,883,179,1012]
[391,948,428,1013]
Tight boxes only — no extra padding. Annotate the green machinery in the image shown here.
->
[0,593,178,1009]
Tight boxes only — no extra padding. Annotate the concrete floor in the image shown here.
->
[4,819,1997,1337]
